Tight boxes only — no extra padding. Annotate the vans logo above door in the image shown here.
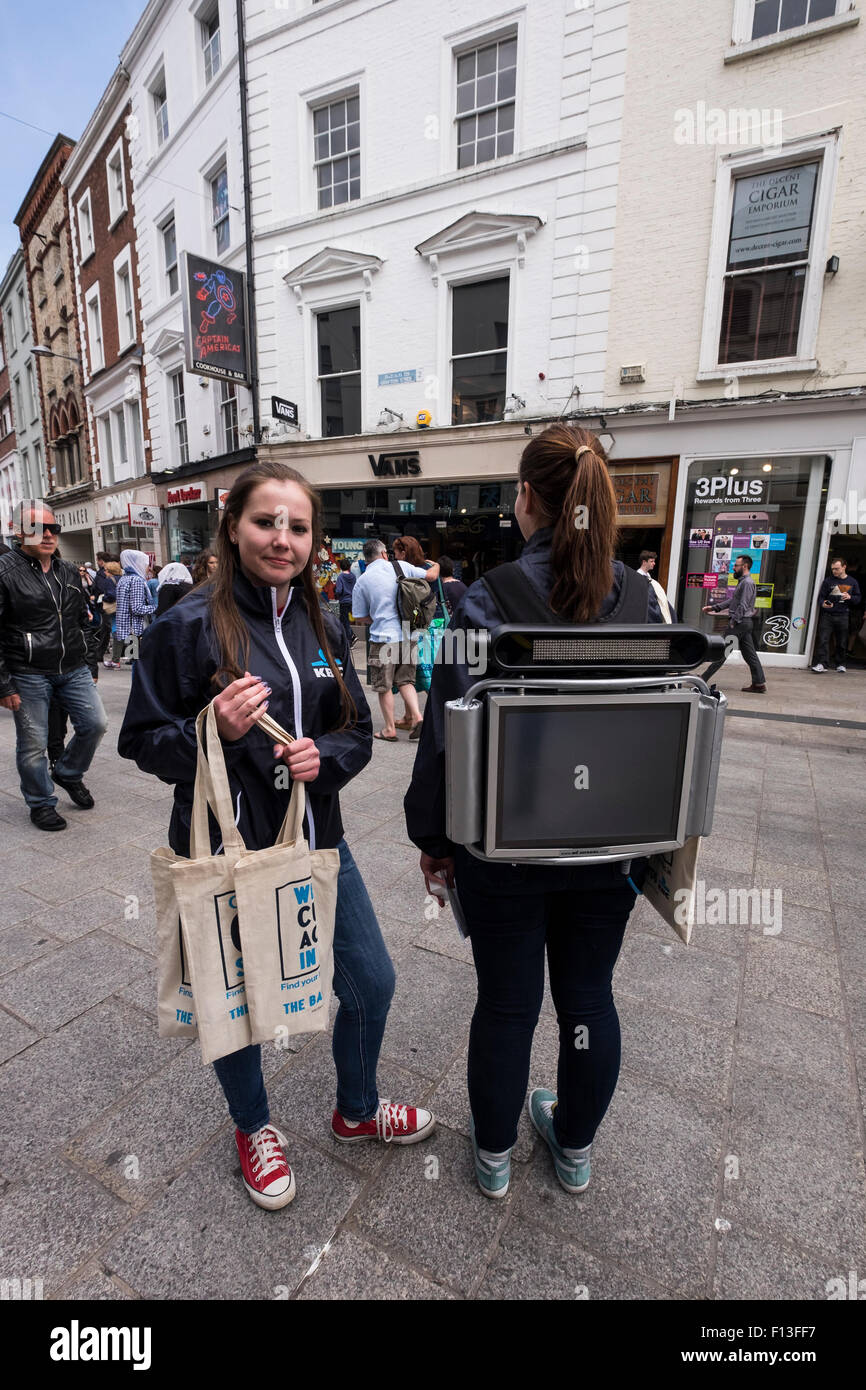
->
[368,451,421,478]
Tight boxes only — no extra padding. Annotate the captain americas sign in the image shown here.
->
[181,251,250,384]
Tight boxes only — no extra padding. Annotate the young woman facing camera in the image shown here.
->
[119,462,434,1211]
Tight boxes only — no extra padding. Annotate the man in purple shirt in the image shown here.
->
[703,553,767,693]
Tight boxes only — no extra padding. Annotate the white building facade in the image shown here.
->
[230,0,635,582]
[121,0,254,563]
[601,0,866,665]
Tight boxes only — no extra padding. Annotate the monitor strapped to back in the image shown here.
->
[444,623,727,867]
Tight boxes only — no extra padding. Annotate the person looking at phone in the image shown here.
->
[703,553,766,692]
[811,557,861,673]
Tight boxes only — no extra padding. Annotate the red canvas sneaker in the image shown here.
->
[332,1100,436,1146]
[235,1124,296,1210]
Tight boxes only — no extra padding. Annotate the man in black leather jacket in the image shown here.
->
[0,504,108,830]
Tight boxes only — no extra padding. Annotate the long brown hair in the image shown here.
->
[518,423,619,621]
[209,460,357,729]
[393,535,426,566]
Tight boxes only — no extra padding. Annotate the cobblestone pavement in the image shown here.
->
[0,657,864,1301]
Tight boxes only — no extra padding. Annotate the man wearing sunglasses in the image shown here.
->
[0,503,108,830]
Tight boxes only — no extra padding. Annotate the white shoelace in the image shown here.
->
[375,1101,409,1142]
[248,1126,287,1178]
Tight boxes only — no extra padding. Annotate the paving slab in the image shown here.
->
[352,1122,508,1296]
[296,1228,454,1300]
[0,1005,40,1064]
[514,1072,723,1298]
[743,936,844,1020]
[22,889,135,943]
[0,920,61,975]
[475,1214,667,1301]
[0,1000,188,1179]
[0,1161,131,1297]
[102,1130,363,1300]
[0,930,153,1031]
[735,997,852,1095]
[721,1058,866,1266]
[59,1264,136,1300]
[618,993,734,1106]
[379,945,476,1075]
[614,931,741,1027]
[713,1224,852,1301]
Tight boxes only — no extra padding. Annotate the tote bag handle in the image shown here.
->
[192,703,246,856]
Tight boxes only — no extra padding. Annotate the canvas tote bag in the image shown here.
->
[179,702,339,1058]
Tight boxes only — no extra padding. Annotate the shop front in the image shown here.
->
[677,453,831,658]
[94,483,163,563]
[51,499,96,566]
[164,478,221,566]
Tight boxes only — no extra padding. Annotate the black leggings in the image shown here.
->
[455,850,640,1152]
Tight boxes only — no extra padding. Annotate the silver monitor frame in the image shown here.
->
[483,688,700,863]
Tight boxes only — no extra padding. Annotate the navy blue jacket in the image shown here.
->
[117,568,372,857]
[817,574,861,616]
[404,528,665,860]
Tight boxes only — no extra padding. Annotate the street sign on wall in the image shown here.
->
[181,252,249,383]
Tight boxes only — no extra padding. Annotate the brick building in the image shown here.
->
[0,248,49,526]
[14,134,95,563]
[63,75,155,560]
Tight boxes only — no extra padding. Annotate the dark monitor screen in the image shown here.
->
[493,699,692,850]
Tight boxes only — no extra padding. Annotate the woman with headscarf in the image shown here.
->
[115,550,156,663]
[155,561,194,618]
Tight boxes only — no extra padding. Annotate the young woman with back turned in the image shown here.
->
[405,424,664,1199]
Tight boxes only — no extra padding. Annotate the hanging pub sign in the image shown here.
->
[181,251,249,384]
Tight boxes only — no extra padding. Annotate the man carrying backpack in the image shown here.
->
[350,538,440,742]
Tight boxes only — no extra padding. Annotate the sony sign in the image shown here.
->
[692,476,765,506]
[368,450,421,478]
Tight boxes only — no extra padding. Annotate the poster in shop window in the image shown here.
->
[181,252,250,384]
[727,163,818,268]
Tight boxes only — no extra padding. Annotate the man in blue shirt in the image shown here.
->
[351,538,439,741]
[812,557,862,673]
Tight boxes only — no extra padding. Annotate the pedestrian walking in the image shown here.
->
[437,556,467,619]
[334,556,357,649]
[93,553,119,667]
[115,550,156,663]
[118,460,435,1212]
[154,561,193,618]
[703,553,766,692]
[192,549,218,585]
[146,566,161,605]
[811,557,861,673]
[635,549,675,622]
[350,538,439,741]
[404,424,663,1200]
[0,503,108,831]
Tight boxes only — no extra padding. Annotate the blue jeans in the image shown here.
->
[12,666,108,809]
[455,849,643,1153]
[213,839,396,1133]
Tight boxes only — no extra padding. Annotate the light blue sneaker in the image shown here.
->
[469,1117,512,1200]
[528,1088,591,1194]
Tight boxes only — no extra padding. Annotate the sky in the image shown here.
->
[0,0,148,273]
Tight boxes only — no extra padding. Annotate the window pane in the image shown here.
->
[333,182,349,205]
[321,374,361,437]
[347,96,359,123]
[809,0,836,17]
[212,170,228,221]
[333,156,349,182]
[331,123,346,155]
[314,107,328,134]
[317,164,330,190]
[456,52,475,82]
[452,277,510,356]
[456,80,475,114]
[347,122,360,150]
[497,103,515,133]
[164,220,176,265]
[451,352,507,424]
[216,218,230,254]
[349,153,360,179]
[315,132,329,161]
[476,136,496,163]
[476,73,496,108]
[349,178,360,200]
[499,37,517,68]
[477,109,496,139]
[496,127,515,158]
[780,0,808,28]
[319,186,333,209]
[752,0,780,37]
[168,265,178,295]
[718,266,806,363]
[497,65,516,102]
[317,306,360,375]
[477,44,497,76]
[457,143,474,170]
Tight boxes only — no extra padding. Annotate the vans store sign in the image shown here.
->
[692,476,766,506]
[368,450,421,478]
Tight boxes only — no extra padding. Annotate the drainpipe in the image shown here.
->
[236,0,260,444]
